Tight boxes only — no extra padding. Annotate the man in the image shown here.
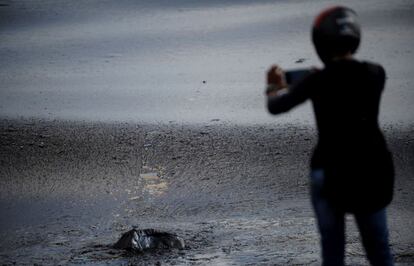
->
[266,6,394,266]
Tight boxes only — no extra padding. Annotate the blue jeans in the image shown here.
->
[310,169,394,266]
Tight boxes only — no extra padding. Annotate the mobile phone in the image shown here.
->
[285,69,312,85]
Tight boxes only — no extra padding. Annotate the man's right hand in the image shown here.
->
[266,65,288,96]
[267,65,287,88]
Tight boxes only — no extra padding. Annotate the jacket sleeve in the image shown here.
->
[267,74,315,114]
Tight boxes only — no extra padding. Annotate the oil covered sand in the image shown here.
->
[0,119,413,265]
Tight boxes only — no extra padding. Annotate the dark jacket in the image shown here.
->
[267,59,394,212]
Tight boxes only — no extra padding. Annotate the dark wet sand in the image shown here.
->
[0,119,413,265]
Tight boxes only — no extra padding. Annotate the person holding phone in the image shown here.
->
[266,6,394,266]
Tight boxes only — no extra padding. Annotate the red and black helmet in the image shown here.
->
[312,6,361,64]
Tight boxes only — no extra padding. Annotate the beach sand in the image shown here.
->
[0,119,413,265]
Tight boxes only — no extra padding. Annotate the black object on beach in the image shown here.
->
[113,228,185,253]
[285,69,312,85]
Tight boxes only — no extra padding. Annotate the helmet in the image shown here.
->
[312,6,361,64]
